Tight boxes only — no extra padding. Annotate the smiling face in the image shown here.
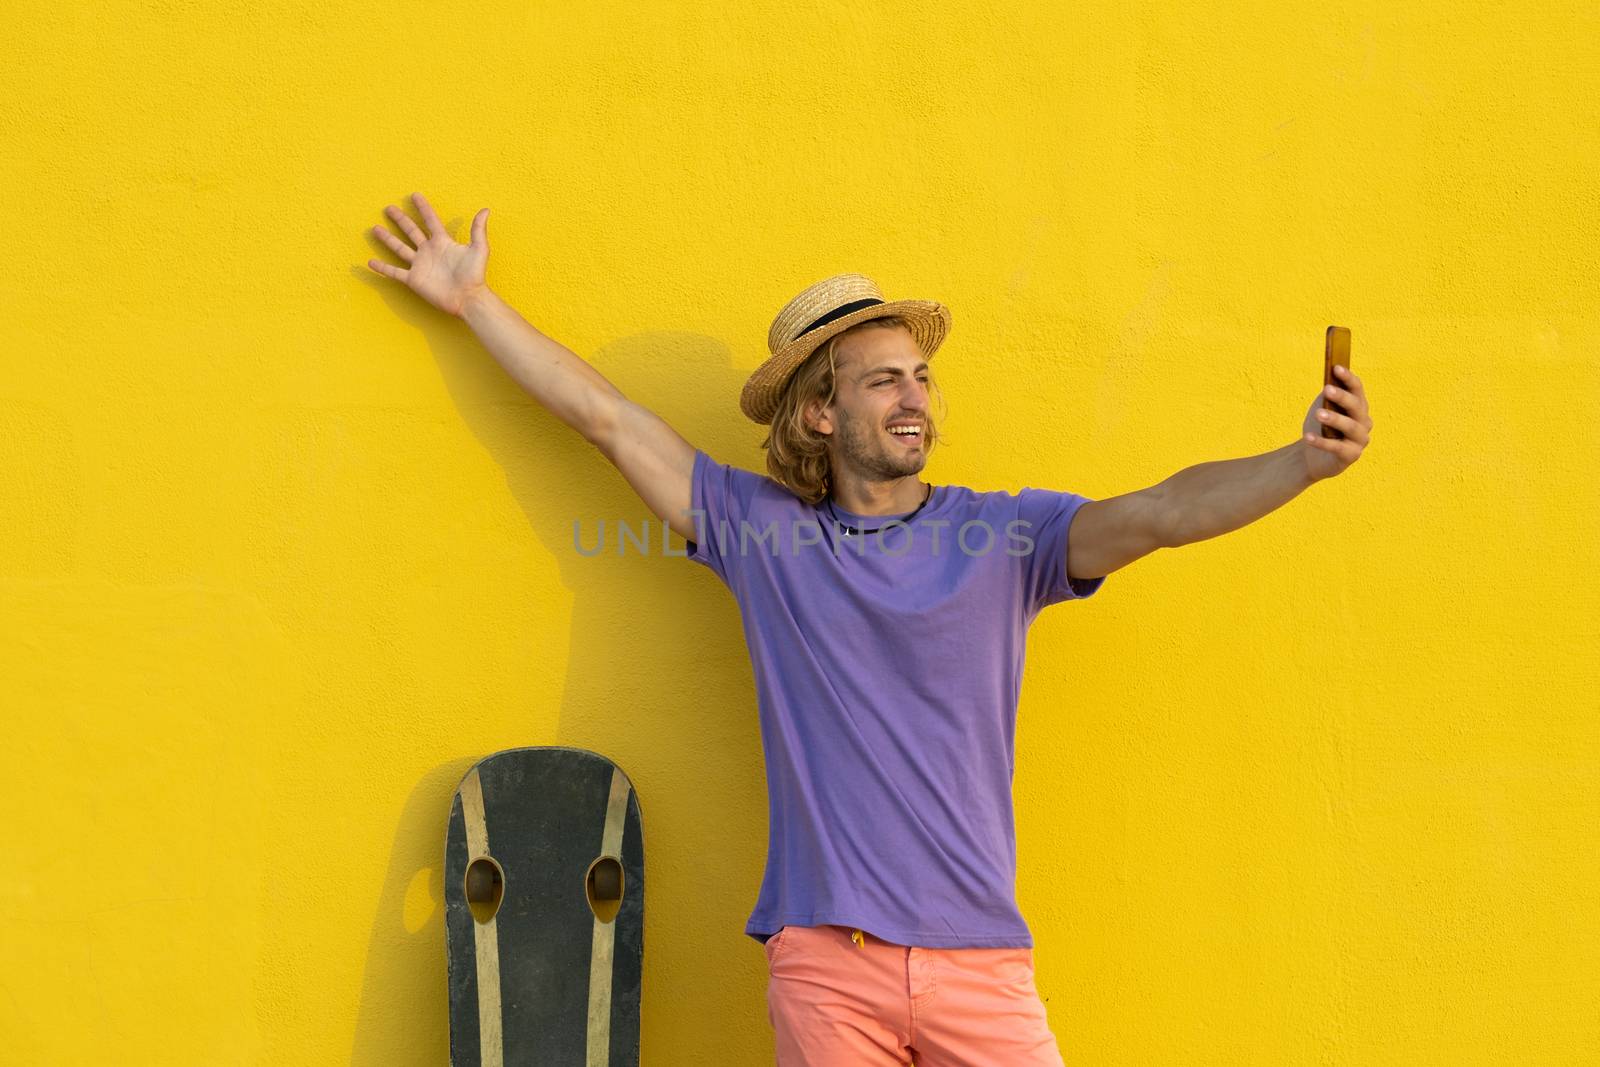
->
[805,322,932,483]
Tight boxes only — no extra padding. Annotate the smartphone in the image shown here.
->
[1323,326,1352,440]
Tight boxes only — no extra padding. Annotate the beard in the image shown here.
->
[833,404,926,481]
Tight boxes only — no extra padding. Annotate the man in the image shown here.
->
[367,193,1373,1065]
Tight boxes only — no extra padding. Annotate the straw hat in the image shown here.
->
[740,273,952,424]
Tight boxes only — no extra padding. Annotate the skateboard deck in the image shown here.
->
[445,747,644,1066]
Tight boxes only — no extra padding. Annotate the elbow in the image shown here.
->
[582,390,626,454]
[1145,484,1185,551]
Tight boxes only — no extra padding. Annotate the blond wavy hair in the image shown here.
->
[760,316,948,504]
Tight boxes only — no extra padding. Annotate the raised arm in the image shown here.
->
[1065,364,1373,580]
[459,287,697,540]
[366,194,698,541]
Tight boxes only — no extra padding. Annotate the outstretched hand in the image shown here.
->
[1300,364,1373,481]
[366,192,490,318]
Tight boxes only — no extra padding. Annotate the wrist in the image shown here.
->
[459,284,497,321]
[1297,442,1330,486]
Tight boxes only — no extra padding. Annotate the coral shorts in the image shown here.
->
[762,923,1066,1066]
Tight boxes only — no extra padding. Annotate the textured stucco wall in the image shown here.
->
[3,2,1597,1063]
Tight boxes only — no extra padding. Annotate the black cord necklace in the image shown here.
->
[824,481,934,539]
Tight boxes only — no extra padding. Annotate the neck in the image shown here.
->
[829,471,928,515]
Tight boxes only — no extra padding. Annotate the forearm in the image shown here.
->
[459,286,623,442]
[1159,440,1314,548]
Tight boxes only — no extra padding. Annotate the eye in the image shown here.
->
[873,379,892,387]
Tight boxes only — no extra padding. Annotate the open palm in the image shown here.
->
[366,192,489,317]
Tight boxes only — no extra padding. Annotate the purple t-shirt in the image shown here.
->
[685,448,1105,949]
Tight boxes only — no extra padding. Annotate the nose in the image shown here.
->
[897,376,929,410]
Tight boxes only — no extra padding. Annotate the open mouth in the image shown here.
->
[887,425,922,445]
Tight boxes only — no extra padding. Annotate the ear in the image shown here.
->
[804,398,834,436]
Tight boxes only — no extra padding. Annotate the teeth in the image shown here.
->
[889,426,920,435]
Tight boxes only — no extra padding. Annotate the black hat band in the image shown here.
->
[795,298,885,339]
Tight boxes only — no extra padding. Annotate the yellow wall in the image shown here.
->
[3,2,1596,1063]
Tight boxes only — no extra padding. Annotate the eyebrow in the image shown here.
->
[857,362,930,382]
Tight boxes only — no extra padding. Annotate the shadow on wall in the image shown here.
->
[347,251,772,1064]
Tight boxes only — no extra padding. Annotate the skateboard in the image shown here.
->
[445,747,644,1066]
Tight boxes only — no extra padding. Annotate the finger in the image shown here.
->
[1304,432,1359,462]
[471,207,488,247]
[1335,364,1365,392]
[412,192,447,240]
[1315,407,1369,443]
[367,258,408,282]
[385,204,427,246]
[371,225,415,263]
[1325,385,1373,426]
[1322,383,1368,419]
[1335,369,1367,407]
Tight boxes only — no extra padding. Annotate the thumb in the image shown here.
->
[471,208,489,247]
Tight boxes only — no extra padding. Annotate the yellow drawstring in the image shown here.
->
[851,928,865,948]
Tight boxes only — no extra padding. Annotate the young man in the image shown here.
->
[367,194,1373,1065]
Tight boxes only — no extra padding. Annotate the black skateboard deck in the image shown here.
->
[445,747,644,1066]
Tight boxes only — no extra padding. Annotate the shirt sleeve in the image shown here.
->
[684,448,768,587]
[1015,487,1106,614]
